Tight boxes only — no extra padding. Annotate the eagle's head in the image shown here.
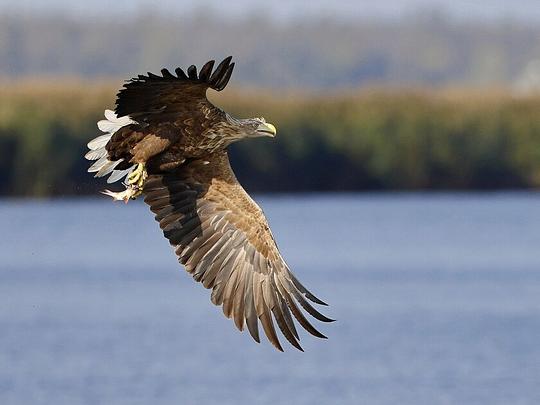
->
[221,114,276,146]
[242,117,277,138]
[234,117,277,139]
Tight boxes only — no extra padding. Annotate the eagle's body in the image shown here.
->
[86,57,332,351]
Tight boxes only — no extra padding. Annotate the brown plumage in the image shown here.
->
[86,56,333,351]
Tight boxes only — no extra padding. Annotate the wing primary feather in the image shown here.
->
[222,262,242,319]
[289,272,329,306]
[284,277,335,323]
[275,276,327,339]
[243,268,260,342]
[187,65,198,80]
[209,56,232,85]
[211,249,243,306]
[271,298,303,351]
[232,263,247,331]
[161,68,175,79]
[221,250,246,317]
[215,63,235,91]
[198,60,215,81]
[273,274,300,340]
[264,276,302,351]
[175,67,188,79]
[257,281,284,352]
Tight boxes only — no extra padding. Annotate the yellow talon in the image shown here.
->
[103,163,147,204]
[127,163,147,189]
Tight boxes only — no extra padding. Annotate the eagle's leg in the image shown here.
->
[127,162,148,190]
[101,163,147,203]
[125,162,147,199]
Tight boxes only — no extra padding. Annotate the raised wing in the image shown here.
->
[87,57,235,181]
[115,56,235,125]
[143,152,333,351]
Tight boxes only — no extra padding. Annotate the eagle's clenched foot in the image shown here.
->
[101,162,147,203]
[127,163,147,189]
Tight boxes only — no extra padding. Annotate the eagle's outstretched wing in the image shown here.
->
[143,152,333,351]
[114,56,234,125]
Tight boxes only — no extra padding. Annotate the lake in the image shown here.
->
[1,193,539,404]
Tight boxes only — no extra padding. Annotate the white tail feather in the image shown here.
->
[84,148,107,161]
[96,158,123,177]
[85,110,137,185]
[107,168,133,184]
[88,156,109,172]
[87,134,111,150]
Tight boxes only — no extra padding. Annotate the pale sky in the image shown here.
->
[1,0,540,22]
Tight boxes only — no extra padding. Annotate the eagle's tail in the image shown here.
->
[85,110,137,184]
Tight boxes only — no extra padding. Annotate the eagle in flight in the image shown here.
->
[85,56,332,351]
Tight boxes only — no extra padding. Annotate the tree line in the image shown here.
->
[1,12,540,89]
[1,82,539,196]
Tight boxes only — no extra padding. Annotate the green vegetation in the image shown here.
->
[1,82,540,196]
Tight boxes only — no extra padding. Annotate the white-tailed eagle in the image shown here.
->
[85,56,332,351]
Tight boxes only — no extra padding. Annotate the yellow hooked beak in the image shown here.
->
[256,122,277,137]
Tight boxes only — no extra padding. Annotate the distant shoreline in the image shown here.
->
[1,83,539,196]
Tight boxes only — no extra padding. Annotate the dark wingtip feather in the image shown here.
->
[289,273,328,306]
[297,294,335,323]
[306,293,328,306]
[215,63,234,91]
[198,60,215,81]
[293,343,305,352]
[187,65,198,80]
[276,278,328,339]
[249,329,261,343]
[259,309,284,352]
[209,56,232,85]
[161,68,175,79]
[271,301,303,351]
[175,67,187,79]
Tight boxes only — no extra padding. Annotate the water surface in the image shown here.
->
[1,194,539,404]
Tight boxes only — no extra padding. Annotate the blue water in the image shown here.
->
[1,194,540,404]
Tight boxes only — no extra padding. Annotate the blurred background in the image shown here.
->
[1,1,540,404]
